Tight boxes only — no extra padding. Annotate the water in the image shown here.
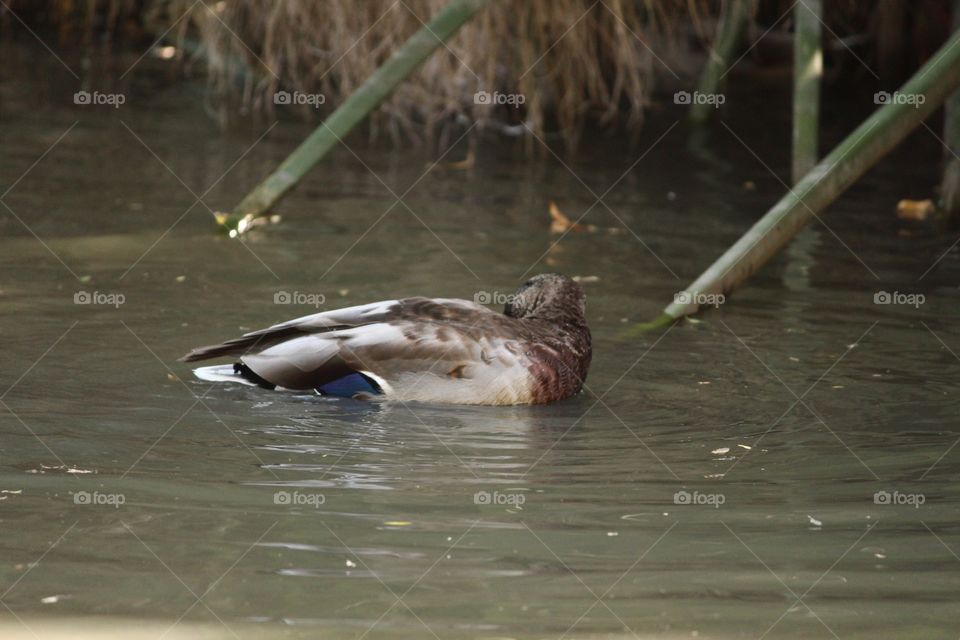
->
[2,42,960,639]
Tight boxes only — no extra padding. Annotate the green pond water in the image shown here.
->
[1,42,959,639]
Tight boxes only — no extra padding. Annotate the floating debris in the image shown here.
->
[27,465,93,475]
[41,595,70,604]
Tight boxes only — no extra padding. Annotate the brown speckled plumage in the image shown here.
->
[181,273,592,405]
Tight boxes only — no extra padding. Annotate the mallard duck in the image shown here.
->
[180,273,591,405]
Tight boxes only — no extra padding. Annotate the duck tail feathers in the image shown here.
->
[178,327,303,362]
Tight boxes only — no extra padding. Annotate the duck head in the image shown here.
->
[504,273,587,326]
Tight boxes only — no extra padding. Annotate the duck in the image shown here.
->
[179,273,591,405]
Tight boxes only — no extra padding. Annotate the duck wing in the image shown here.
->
[178,299,400,363]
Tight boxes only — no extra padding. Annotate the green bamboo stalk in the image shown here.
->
[689,0,749,124]
[791,0,822,183]
[940,0,960,227]
[662,29,960,321]
[222,0,489,235]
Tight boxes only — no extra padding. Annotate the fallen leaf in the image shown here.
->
[896,198,934,221]
[548,201,594,234]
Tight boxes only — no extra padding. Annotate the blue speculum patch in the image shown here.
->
[316,372,383,398]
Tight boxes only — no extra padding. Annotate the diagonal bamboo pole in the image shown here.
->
[222,0,489,236]
[651,29,960,327]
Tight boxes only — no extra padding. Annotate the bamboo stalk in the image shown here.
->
[791,0,822,183]
[689,0,749,124]
[222,0,489,235]
[662,29,960,320]
[940,0,960,228]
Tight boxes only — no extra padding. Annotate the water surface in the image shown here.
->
[2,42,959,639]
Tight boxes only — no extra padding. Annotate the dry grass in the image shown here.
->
[5,1,948,147]
[145,0,707,148]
